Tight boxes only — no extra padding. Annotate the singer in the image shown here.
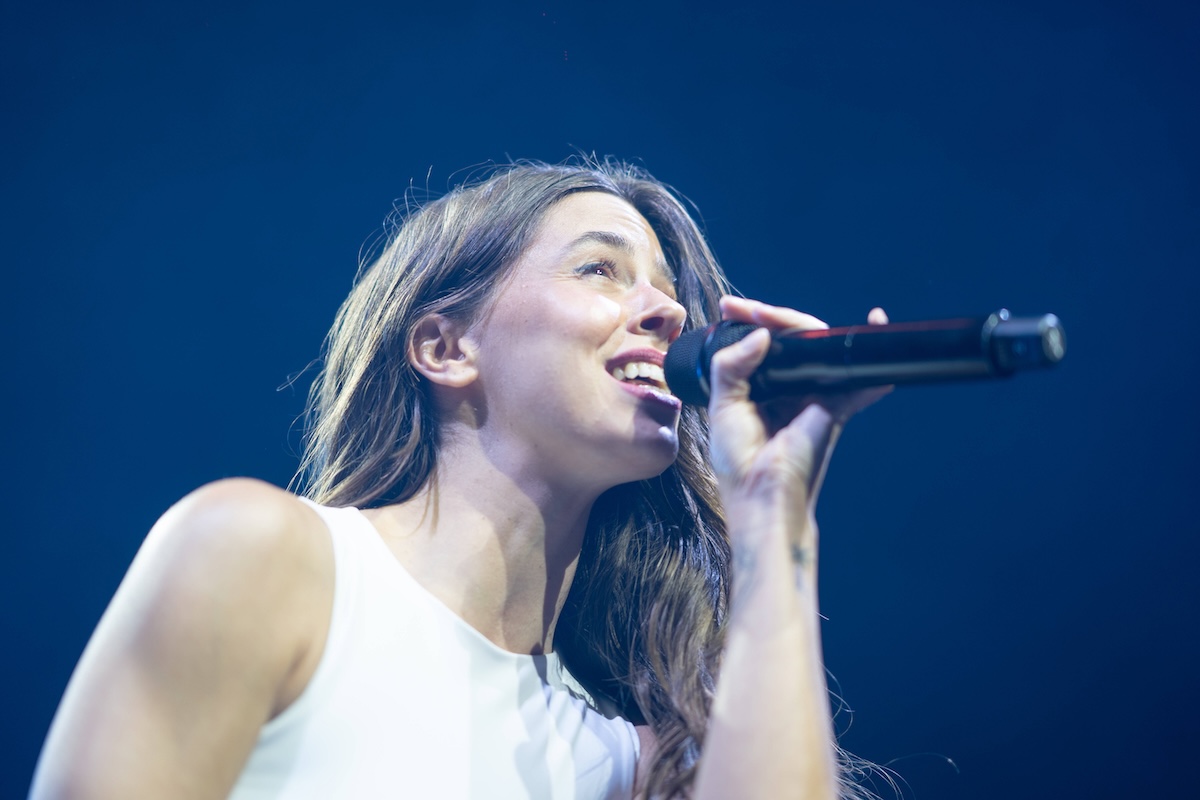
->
[31,160,888,799]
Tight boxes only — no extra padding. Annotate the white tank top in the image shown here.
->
[228,502,639,799]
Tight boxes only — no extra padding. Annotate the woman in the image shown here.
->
[31,159,887,799]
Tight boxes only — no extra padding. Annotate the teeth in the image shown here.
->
[611,362,666,388]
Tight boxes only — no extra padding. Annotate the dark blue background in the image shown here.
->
[5,1,1197,797]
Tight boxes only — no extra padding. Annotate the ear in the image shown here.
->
[407,313,480,388]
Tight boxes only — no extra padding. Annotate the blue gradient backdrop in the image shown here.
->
[4,1,1197,797]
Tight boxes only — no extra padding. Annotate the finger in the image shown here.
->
[707,326,771,408]
[867,306,888,325]
[720,296,829,332]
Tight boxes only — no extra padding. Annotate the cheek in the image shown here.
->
[525,290,624,350]
[479,290,625,388]
[579,294,624,338]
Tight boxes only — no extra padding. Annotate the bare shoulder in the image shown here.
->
[31,478,335,799]
[137,477,337,702]
[158,476,328,559]
[128,478,334,636]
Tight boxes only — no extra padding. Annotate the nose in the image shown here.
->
[630,285,687,344]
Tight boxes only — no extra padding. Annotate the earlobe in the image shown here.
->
[408,314,479,388]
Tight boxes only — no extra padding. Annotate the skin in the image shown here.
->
[30,192,885,799]
[695,296,888,799]
[365,192,689,655]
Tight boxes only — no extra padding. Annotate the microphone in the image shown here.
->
[663,309,1066,406]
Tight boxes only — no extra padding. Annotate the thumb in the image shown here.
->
[708,327,771,410]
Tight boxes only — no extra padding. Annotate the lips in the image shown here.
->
[606,348,681,410]
[606,347,669,387]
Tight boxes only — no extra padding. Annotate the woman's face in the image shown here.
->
[467,191,688,492]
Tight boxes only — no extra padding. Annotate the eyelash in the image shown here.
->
[577,259,680,301]
[578,260,617,278]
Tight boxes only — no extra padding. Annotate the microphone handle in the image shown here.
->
[728,309,1065,401]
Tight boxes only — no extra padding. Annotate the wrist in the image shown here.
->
[722,485,813,536]
[724,495,818,571]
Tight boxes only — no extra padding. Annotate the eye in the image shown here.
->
[578,259,617,278]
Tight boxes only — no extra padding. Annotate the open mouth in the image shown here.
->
[610,361,668,391]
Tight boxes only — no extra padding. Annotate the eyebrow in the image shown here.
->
[566,230,677,284]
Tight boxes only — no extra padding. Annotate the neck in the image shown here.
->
[367,429,604,656]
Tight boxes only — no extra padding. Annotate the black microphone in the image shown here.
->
[663,309,1066,406]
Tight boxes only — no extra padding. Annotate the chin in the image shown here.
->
[624,427,681,482]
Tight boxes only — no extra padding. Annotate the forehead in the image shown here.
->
[538,192,652,237]
[525,192,673,278]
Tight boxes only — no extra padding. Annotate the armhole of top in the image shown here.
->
[552,658,642,785]
[256,498,355,737]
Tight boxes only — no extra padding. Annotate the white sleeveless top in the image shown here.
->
[228,502,639,799]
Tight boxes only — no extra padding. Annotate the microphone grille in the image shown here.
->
[664,322,759,406]
[664,326,712,406]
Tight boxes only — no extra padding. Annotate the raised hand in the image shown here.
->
[707,296,890,514]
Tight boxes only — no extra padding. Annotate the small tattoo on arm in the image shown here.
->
[733,541,757,577]
[730,541,759,604]
[791,542,815,591]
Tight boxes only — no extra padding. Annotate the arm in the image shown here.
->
[692,297,888,800]
[30,478,334,800]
